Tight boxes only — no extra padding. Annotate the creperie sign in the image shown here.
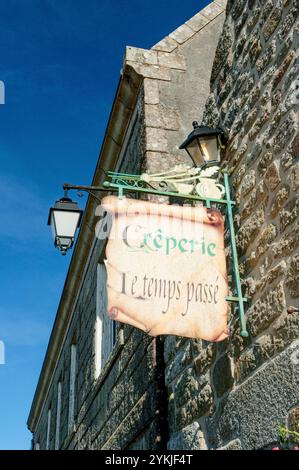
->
[123,225,217,257]
[102,196,229,342]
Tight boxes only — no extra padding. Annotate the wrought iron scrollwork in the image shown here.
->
[108,164,225,200]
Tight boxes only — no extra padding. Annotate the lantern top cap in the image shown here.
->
[47,196,82,225]
[179,121,224,149]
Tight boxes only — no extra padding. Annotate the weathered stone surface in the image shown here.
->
[288,407,299,432]
[169,24,195,45]
[152,36,178,53]
[274,311,299,346]
[255,224,277,257]
[272,221,299,258]
[258,151,273,175]
[207,342,299,449]
[144,78,159,105]
[278,6,299,40]
[202,93,220,127]
[264,162,281,190]
[237,169,256,198]
[262,3,283,41]
[145,127,168,152]
[127,61,171,81]
[235,10,248,38]
[211,24,233,83]
[176,383,214,429]
[193,343,216,376]
[231,0,247,21]
[279,198,299,233]
[125,47,158,65]
[186,12,209,32]
[285,254,299,298]
[288,163,299,191]
[201,3,223,21]
[270,186,289,218]
[157,52,186,70]
[167,421,207,450]
[236,208,265,253]
[281,149,297,171]
[292,134,299,156]
[246,4,261,33]
[217,439,242,450]
[247,283,286,336]
[256,40,276,76]
[249,33,262,64]
[174,368,201,408]
[145,104,180,130]
[273,51,296,88]
[259,261,286,291]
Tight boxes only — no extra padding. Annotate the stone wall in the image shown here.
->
[165,0,299,450]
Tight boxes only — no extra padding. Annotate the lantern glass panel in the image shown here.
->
[199,135,220,164]
[52,210,81,239]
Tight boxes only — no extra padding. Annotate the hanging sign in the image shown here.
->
[101,196,229,342]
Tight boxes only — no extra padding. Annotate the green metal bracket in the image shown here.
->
[64,165,248,337]
[223,172,249,338]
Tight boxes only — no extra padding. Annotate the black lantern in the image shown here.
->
[179,121,225,167]
[47,192,83,255]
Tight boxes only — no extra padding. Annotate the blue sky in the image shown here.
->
[0,0,211,449]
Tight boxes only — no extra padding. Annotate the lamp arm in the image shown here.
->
[63,183,113,205]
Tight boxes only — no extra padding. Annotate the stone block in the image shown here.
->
[236,208,265,254]
[272,222,299,258]
[127,62,171,81]
[259,261,287,291]
[247,282,286,336]
[278,6,299,40]
[231,0,247,21]
[217,439,242,450]
[262,4,283,41]
[193,343,216,375]
[201,3,223,21]
[237,169,256,198]
[186,13,209,33]
[167,421,207,450]
[249,34,262,65]
[152,36,178,53]
[279,197,299,233]
[211,25,233,83]
[144,79,159,105]
[258,152,273,175]
[256,40,276,76]
[288,163,299,191]
[264,162,281,191]
[273,51,296,88]
[255,224,277,257]
[173,368,200,408]
[125,46,158,65]
[285,254,299,298]
[145,127,168,152]
[169,24,195,45]
[292,134,299,157]
[274,311,299,346]
[157,52,186,70]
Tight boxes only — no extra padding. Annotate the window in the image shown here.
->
[68,343,77,433]
[46,407,51,450]
[55,381,62,450]
[95,263,117,378]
